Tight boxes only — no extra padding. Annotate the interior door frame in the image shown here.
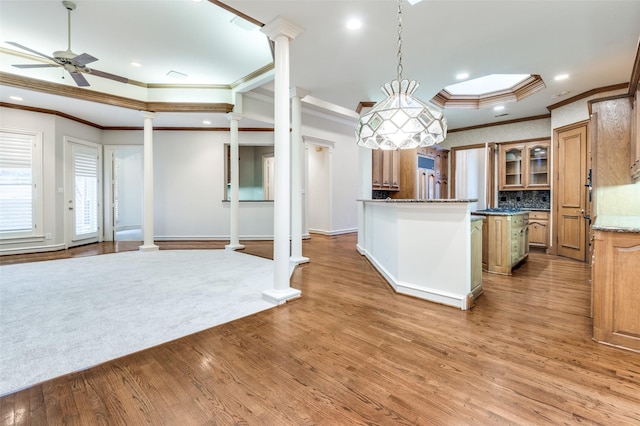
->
[550,120,591,259]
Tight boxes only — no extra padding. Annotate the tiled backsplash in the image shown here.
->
[498,190,551,210]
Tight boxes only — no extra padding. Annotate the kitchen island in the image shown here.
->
[476,208,530,275]
[357,199,481,310]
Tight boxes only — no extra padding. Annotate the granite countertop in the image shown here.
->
[474,209,530,216]
[470,215,486,221]
[593,215,640,233]
[359,199,478,203]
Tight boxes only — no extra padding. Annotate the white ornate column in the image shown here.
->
[139,111,159,252]
[225,112,245,251]
[261,17,303,304]
[290,87,309,264]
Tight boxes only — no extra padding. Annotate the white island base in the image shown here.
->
[357,199,483,310]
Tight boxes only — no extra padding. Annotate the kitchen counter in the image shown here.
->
[593,215,640,233]
[475,208,530,216]
[357,199,481,310]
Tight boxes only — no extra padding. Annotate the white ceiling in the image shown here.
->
[1,0,639,131]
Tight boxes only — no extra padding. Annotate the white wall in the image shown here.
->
[0,98,363,253]
[114,147,143,230]
[307,144,330,233]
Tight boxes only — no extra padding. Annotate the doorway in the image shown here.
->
[104,146,143,241]
[553,122,590,261]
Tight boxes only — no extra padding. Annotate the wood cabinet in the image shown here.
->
[592,229,640,352]
[372,149,400,191]
[528,210,549,248]
[631,91,640,183]
[386,147,449,199]
[482,212,529,275]
[498,140,550,190]
[470,217,484,303]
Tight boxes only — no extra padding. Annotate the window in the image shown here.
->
[0,130,43,239]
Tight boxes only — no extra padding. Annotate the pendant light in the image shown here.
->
[355,0,447,150]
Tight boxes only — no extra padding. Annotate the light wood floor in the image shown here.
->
[2,234,640,425]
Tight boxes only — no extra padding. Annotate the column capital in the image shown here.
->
[225,112,244,122]
[290,87,310,99]
[141,111,156,120]
[261,16,303,42]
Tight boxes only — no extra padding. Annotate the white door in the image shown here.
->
[67,140,101,247]
[263,155,275,200]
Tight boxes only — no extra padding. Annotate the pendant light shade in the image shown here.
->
[356,0,447,150]
[356,79,447,150]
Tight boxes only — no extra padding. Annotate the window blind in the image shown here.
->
[0,132,34,233]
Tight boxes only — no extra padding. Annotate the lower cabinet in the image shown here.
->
[483,212,529,275]
[592,229,640,352]
[528,210,549,248]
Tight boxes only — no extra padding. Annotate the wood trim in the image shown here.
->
[627,38,640,95]
[432,75,546,109]
[210,0,264,28]
[547,83,629,111]
[1,72,234,114]
[103,126,274,132]
[355,101,376,114]
[448,114,550,133]
[0,101,104,128]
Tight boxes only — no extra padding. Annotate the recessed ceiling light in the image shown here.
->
[407,0,424,4]
[130,61,141,67]
[9,95,23,101]
[346,19,362,30]
[456,72,469,80]
[554,74,569,81]
[493,105,505,111]
[203,120,211,125]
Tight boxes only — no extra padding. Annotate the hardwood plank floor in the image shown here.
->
[2,234,640,425]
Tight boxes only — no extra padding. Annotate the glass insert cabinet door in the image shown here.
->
[528,144,549,187]
[504,147,523,187]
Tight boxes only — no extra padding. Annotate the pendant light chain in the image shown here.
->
[396,0,403,82]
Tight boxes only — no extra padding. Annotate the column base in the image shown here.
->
[225,243,245,251]
[262,287,302,305]
[138,244,159,252]
[290,256,309,265]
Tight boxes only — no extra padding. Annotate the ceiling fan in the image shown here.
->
[7,0,128,87]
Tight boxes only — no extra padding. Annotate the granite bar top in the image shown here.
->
[474,209,530,216]
[593,215,640,233]
[359,199,478,203]
[471,215,486,221]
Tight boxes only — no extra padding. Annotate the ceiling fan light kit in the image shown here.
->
[7,1,128,87]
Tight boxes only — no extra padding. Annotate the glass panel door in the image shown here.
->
[528,144,549,187]
[504,148,523,187]
[71,143,99,241]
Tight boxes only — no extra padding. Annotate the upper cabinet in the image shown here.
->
[498,140,550,190]
[632,91,640,183]
[372,149,400,191]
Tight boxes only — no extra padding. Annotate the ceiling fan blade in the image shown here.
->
[13,64,59,69]
[69,71,90,87]
[86,68,129,84]
[72,52,98,66]
[5,41,56,61]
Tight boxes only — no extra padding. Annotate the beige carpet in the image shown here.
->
[0,249,277,396]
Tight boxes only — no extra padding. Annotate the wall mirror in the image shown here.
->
[224,144,274,201]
